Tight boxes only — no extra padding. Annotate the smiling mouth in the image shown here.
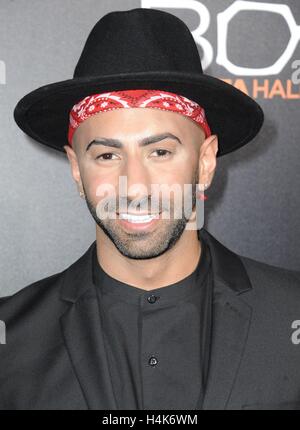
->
[117,212,161,223]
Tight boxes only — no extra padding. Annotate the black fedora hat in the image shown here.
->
[14,8,264,157]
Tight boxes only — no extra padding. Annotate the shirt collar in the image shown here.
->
[92,234,211,306]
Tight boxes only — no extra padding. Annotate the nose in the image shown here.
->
[119,156,153,210]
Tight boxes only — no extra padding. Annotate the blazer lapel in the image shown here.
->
[199,228,253,410]
[59,241,118,410]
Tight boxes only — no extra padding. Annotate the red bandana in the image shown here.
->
[68,89,211,145]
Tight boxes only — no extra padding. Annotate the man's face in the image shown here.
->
[64,107,215,260]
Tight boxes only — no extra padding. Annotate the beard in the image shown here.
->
[82,168,199,260]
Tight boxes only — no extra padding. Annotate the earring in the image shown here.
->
[79,190,85,199]
[197,183,209,201]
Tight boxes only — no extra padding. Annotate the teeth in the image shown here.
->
[119,213,158,223]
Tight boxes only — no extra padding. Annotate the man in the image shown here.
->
[1,8,300,410]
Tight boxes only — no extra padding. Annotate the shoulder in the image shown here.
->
[240,254,299,286]
[0,239,95,327]
[0,269,71,370]
[0,270,66,323]
[0,241,95,324]
[239,254,300,305]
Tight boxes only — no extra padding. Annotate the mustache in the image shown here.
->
[108,196,167,213]
[98,189,197,214]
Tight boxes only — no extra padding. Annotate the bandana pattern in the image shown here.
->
[68,89,211,145]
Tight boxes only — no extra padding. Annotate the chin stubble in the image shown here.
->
[81,170,198,260]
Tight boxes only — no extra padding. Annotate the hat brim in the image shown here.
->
[13,71,264,157]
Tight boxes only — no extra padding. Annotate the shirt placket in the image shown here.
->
[139,292,163,410]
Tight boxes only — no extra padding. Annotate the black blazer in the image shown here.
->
[0,228,299,410]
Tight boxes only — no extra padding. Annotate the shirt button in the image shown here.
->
[147,294,158,304]
[148,356,158,367]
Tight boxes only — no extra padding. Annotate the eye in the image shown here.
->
[95,153,119,161]
[151,149,172,158]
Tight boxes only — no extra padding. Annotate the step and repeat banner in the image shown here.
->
[0,0,299,296]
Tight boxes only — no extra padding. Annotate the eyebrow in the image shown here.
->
[86,132,182,151]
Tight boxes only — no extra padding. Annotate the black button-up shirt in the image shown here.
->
[92,235,213,410]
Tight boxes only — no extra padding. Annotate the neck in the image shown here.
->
[95,227,202,291]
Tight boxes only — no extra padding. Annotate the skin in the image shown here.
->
[64,107,218,291]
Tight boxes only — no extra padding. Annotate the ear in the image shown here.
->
[198,134,218,190]
[63,144,83,191]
